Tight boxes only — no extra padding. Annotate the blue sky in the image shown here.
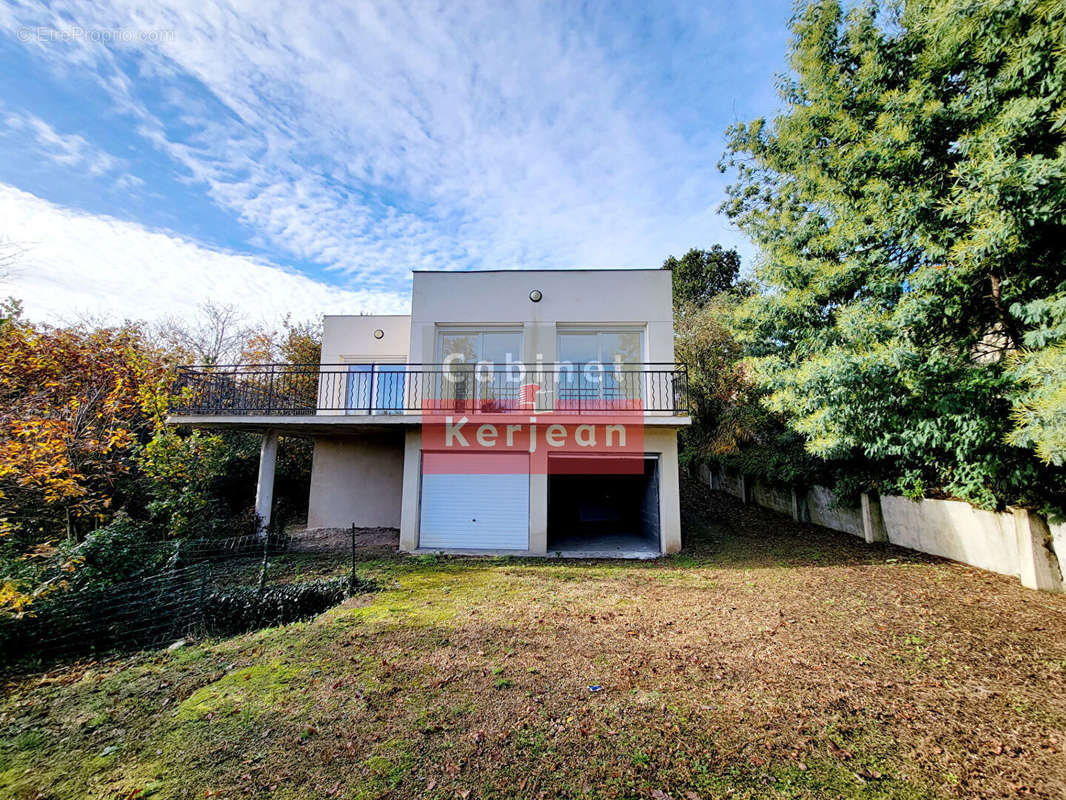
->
[0,0,792,324]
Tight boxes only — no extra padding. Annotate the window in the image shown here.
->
[436,328,524,410]
[346,364,373,412]
[437,330,523,364]
[557,328,644,408]
[557,329,643,365]
[346,364,406,414]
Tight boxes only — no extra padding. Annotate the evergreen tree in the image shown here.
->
[720,0,1066,509]
[662,246,742,307]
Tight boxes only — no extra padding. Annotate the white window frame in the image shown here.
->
[555,326,647,364]
[434,326,524,364]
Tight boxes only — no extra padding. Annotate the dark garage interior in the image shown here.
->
[547,457,660,556]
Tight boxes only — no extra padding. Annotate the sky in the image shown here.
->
[0,0,792,327]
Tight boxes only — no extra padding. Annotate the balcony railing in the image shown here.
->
[170,363,690,417]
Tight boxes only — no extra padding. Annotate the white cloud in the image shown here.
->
[0,0,758,289]
[0,183,409,326]
[3,110,120,176]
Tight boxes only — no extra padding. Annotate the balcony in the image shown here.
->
[169,363,690,420]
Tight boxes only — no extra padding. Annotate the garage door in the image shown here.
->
[419,452,529,550]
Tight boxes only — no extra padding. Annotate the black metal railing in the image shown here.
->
[170,363,690,417]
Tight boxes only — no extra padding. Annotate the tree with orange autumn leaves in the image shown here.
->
[0,303,321,615]
[0,311,170,544]
[0,309,170,612]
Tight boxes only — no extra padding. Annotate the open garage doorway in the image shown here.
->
[547,456,660,557]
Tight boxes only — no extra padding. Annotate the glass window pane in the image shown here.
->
[480,332,522,363]
[375,365,405,413]
[439,333,479,363]
[437,330,523,410]
[347,364,372,412]
[558,332,597,364]
[598,331,642,365]
[479,333,521,407]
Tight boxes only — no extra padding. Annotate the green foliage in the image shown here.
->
[0,297,22,329]
[675,296,748,457]
[64,513,173,589]
[720,0,1066,510]
[0,562,209,662]
[663,246,742,308]
[669,252,823,487]
[138,428,257,539]
[202,577,372,635]
[715,429,832,490]
[0,569,373,665]
[139,426,312,539]
[0,316,169,546]
[675,294,820,483]
[1,302,322,614]
[1007,285,1066,465]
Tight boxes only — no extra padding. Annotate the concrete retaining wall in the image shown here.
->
[718,468,744,499]
[751,480,793,517]
[709,466,1064,593]
[879,495,1017,576]
[1053,522,1066,577]
[807,484,865,538]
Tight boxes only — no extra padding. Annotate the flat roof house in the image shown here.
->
[169,269,691,557]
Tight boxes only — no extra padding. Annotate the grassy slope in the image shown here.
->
[1,484,1065,800]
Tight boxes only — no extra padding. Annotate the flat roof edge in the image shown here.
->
[411,267,664,274]
[322,313,412,319]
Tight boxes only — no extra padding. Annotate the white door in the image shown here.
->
[419,452,529,550]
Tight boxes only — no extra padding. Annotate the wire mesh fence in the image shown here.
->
[0,527,370,670]
[0,562,211,662]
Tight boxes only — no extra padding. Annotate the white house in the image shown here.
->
[169,269,690,557]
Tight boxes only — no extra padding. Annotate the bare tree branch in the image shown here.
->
[155,300,250,365]
[0,237,29,283]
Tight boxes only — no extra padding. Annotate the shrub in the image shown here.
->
[0,572,377,668]
[202,576,375,636]
[0,562,210,664]
[67,513,175,589]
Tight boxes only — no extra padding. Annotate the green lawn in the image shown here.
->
[2,484,1065,799]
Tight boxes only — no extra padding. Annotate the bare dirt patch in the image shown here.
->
[289,525,401,553]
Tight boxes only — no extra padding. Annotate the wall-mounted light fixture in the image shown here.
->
[529,289,543,302]
[373,328,384,339]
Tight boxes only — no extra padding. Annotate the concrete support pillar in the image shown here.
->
[861,493,888,543]
[255,430,279,532]
[659,439,682,554]
[529,472,548,554]
[399,429,422,552]
[1012,508,1064,592]
[790,488,810,523]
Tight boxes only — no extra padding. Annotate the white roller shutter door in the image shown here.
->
[419,452,529,549]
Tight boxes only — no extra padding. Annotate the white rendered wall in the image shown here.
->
[408,269,675,365]
[320,315,411,364]
[400,425,682,555]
